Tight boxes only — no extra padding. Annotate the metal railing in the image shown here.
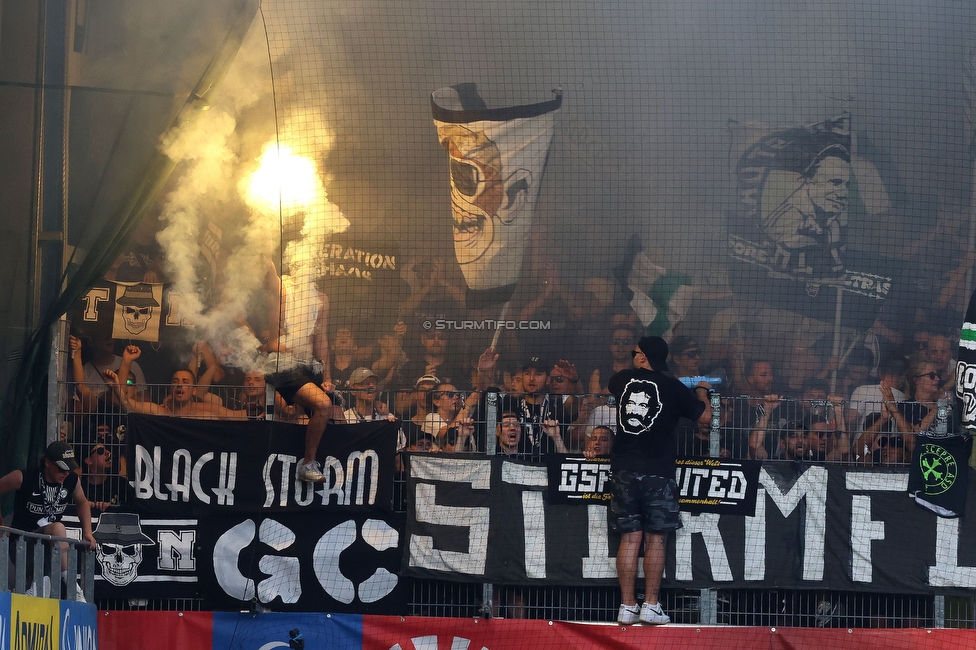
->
[0,525,95,602]
[60,382,942,464]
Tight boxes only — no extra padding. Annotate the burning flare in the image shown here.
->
[242,143,319,215]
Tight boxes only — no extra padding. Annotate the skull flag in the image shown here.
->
[112,282,164,341]
[432,85,561,300]
[71,280,186,343]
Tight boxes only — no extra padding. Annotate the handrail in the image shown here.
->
[0,524,94,602]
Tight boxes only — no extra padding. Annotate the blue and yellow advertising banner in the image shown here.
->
[2,593,97,650]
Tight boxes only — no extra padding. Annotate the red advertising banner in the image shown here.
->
[93,611,976,650]
[97,611,213,650]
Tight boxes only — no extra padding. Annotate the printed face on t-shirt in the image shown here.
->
[619,378,663,435]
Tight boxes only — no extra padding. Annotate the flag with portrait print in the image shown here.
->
[727,114,892,330]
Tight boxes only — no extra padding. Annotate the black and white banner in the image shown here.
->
[66,511,407,613]
[71,281,186,343]
[545,455,760,516]
[64,514,200,600]
[64,416,402,609]
[546,455,611,504]
[198,512,407,614]
[404,455,976,594]
[126,414,398,515]
[675,457,761,516]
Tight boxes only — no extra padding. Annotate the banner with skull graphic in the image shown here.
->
[432,86,561,302]
[71,280,187,343]
[111,282,164,341]
[63,512,200,599]
[60,417,402,604]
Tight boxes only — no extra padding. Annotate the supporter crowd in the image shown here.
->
[60,305,961,506]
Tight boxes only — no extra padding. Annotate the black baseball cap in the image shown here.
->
[637,336,670,372]
[521,355,550,372]
[45,441,79,471]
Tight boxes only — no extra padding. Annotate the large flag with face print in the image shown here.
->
[730,114,854,282]
[727,114,893,331]
[432,85,561,306]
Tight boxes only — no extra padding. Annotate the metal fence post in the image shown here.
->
[485,390,498,456]
[709,392,721,458]
[700,588,718,625]
[49,319,69,445]
[84,550,95,603]
[480,389,499,617]
[933,594,945,628]
[14,536,26,593]
[47,540,61,598]
[0,535,8,592]
[266,382,276,421]
[32,540,45,595]
[65,544,78,600]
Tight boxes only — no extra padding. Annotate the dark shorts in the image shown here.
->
[265,366,320,405]
[610,470,682,534]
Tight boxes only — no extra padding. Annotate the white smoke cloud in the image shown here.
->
[154,17,348,372]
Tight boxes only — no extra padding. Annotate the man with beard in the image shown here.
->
[508,355,573,460]
[779,422,812,461]
[733,358,783,459]
[609,336,708,626]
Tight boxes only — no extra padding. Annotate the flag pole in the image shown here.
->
[830,284,844,394]
[490,301,510,349]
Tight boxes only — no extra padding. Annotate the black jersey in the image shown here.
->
[11,468,79,531]
[609,367,705,476]
[81,475,128,508]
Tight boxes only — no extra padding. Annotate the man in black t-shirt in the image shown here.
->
[79,442,128,513]
[609,336,708,626]
[0,441,96,601]
[505,356,572,460]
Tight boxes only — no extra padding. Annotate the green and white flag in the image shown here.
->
[626,250,695,341]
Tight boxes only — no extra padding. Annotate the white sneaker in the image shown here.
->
[25,577,51,598]
[73,582,87,604]
[617,603,640,624]
[296,460,326,482]
[640,602,670,625]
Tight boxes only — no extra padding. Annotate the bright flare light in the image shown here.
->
[242,143,319,214]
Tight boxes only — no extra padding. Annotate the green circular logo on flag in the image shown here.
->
[918,443,957,496]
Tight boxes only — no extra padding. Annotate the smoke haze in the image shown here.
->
[60,0,976,368]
